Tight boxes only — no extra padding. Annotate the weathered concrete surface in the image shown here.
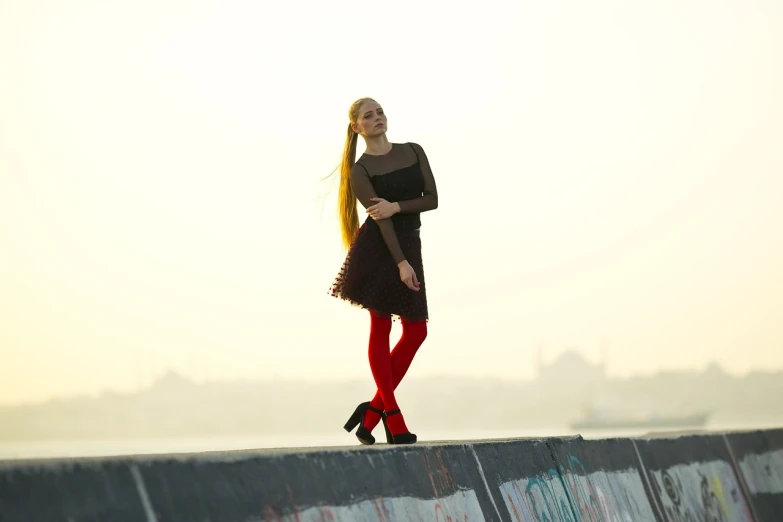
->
[726,429,783,521]
[1,429,782,521]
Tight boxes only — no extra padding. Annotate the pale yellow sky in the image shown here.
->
[1,0,782,406]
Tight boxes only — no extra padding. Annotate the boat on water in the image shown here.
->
[569,408,710,431]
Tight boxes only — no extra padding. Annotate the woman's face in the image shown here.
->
[352,100,387,137]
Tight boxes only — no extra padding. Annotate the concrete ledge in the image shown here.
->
[1,429,782,521]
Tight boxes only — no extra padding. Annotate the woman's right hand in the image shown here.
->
[398,260,420,291]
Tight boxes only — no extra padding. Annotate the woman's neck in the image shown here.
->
[363,135,392,156]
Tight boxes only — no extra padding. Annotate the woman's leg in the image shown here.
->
[364,316,427,430]
[365,310,396,425]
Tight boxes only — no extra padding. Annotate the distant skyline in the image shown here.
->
[5,351,780,408]
[4,351,781,455]
[2,0,782,406]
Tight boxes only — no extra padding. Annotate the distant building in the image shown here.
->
[536,350,606,384]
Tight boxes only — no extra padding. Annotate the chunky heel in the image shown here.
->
[382,409,417,444]
[382,414,393,444]
[344,402,384,445]
[343,403,365,432]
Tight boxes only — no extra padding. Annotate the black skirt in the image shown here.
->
[329,220,428,322]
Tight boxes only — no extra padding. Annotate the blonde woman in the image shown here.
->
[329,97,438,445]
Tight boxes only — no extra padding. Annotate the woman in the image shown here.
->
[329,97,438,445]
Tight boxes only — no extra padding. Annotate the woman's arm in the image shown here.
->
[351,163,407,265]
[396,142,438,213]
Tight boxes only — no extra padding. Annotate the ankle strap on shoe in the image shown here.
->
[385,409,401,416]
[367,405,384,414]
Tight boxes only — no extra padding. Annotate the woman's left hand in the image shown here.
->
[367,198,400,220]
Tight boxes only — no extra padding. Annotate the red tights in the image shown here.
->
[364,311,427,435]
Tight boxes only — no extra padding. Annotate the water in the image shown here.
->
[0,429,558,460]
[2,421,766,461]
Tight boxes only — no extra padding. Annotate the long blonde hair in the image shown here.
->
[337,97,376,249]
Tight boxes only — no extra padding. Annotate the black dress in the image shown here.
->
[329,142,438,322]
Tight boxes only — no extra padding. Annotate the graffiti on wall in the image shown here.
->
[738,448,783,495]
[499,455,656,522]
[500,467,575,522]
[261,488,485,522]
[560,455,656,522]
[649,460,753,522]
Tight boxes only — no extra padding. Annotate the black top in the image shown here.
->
[351,142,438,264]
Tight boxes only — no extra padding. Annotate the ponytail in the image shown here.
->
[338,122,360,249]
[333,97,377,249]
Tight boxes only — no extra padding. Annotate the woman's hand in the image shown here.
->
[398,260,420,291]
[367,198,400,220]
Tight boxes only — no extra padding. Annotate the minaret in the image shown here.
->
[536,342,543,379]
[135,350,143,391]
[599,336,609,378]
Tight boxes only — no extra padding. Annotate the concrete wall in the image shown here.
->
[1,429,781,521]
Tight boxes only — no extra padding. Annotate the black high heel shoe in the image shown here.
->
[344,402,384,445]
[381,410,417,444]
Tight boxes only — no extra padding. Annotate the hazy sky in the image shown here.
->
[1,0,782,406]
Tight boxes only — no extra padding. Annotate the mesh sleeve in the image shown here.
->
[396,142,438,213]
